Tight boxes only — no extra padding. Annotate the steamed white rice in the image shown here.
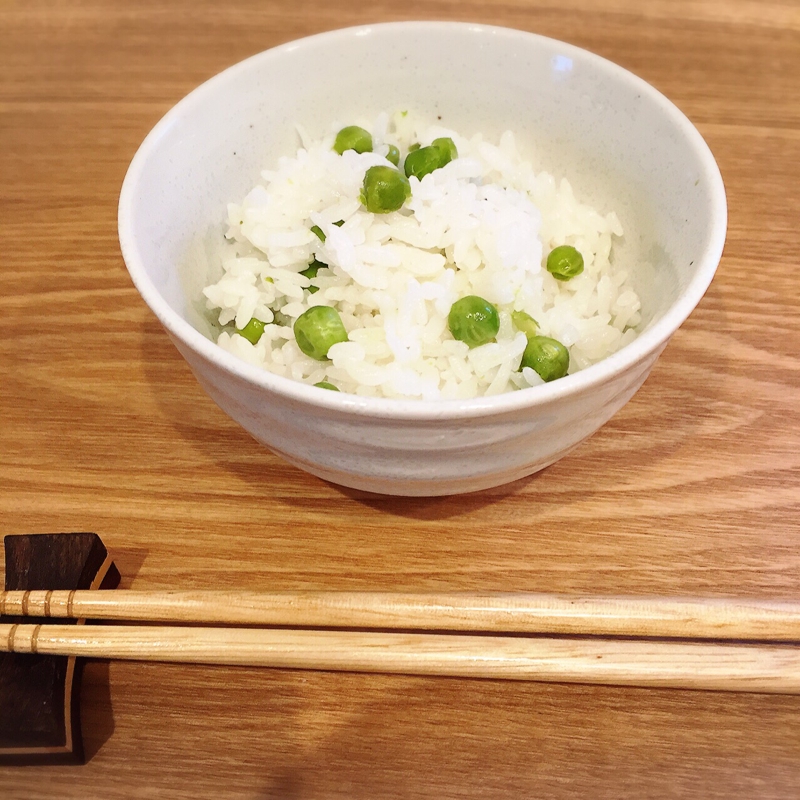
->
[201,111,642,400]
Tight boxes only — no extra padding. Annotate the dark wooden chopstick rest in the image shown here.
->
[0,533,119,765]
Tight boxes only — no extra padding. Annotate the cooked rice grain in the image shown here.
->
[202,112,641,399]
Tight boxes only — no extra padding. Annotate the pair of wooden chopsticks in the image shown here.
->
[2,590,800,693]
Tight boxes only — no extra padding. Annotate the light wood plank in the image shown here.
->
[1,0,799,796]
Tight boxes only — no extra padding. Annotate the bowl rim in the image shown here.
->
[118,20,727,421]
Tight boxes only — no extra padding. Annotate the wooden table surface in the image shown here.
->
[2,0,799,797]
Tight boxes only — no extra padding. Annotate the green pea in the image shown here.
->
[314,381,339,391]
[333,125,373,155]
[511,310,539,337]
[360,165,411,214]
[293,305,348,360]
[448,296,500,348]
[404,145,444,180]
[300,259,326,294]
[235,317,266,345]
[408,143,421,152]
[385,144,400,166]
[546,245,584,281]
[520,335,570,382]
[432,136,458,164]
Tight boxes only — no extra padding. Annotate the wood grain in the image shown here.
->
[9,589,800,640]
[8,623,800,695]
[1,0,799,797]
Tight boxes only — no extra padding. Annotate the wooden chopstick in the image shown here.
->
[3,590,800,641]
[3,622,800,694]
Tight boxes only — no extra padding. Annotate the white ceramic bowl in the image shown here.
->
[118,22,726,496]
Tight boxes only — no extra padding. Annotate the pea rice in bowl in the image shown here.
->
[201,111,642,400]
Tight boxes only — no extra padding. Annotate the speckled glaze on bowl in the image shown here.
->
[118,22,726,496]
